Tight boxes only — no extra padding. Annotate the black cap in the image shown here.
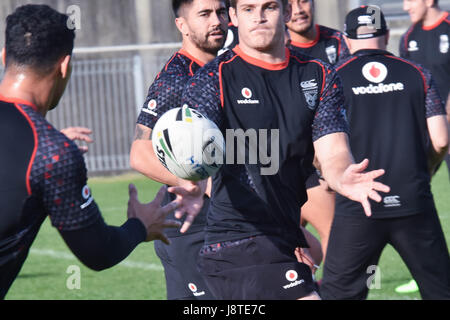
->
[344,6,388,39]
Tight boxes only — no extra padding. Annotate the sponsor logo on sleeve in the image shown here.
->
[188,283,206,297]
[80,185,94,209]
[283,270,305,289]
[142,99,158,116]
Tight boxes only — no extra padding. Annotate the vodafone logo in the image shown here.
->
[352,62,405,95]
[148,99,157,110]
[283,270,305,290]
[362,62,387,83]
[237,87,260,105]
[285,270,298,282]
[188,283,205,297]
[82,185,91,200]
[242,88,252,99]
[142,99,158,116]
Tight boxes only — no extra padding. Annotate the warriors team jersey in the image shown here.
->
[136,49,209,237]
[400,12,450,100]
[289,25,350,65]
[181,46,349,246]
[0,97,100,289]
[335,49,446,218]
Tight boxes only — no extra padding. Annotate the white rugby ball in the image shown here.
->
[152,105,225,181]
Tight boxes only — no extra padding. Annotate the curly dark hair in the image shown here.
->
[4,4,75,74]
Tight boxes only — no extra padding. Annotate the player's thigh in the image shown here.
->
[321,215,387,300]
[301,180,336,239]
[388,210,450,299]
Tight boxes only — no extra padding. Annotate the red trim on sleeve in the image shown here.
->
[335,56,358,71]
[13,103,38,196]
[403,25,416,53]
[233,45,290,71]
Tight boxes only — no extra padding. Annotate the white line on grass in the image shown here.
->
[30,248,164,271]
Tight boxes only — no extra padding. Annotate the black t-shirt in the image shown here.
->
[400,12,450,100]
[335,49,446,218]
[289,24,350,65]
[181,46,349,247]
[136,50,209,237]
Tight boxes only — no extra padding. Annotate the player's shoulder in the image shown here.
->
[289,47,333,72]
[157,51,191,77]
[318,24,344,39]
[193,49,236,77]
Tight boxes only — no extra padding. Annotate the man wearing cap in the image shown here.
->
[320,6,450,300]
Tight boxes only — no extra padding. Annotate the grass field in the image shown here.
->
[5,167,449,300]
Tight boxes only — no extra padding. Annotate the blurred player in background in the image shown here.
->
[398,0,449,294]
[0,4,181,300]
[130,0,229,300]
[321,6,450,300]
[170,0,390,300]
[286,0,351,262]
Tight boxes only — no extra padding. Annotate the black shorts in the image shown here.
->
[198,235,316,300]
[154,230,214,300]
[305,171,321,189]
[321,208,450,300]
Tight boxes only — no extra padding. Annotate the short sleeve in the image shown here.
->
[421,66,446,118]
[312,66,349,141]
[34,132,101,231]
[181,64,223,128]
[137,67,191,130]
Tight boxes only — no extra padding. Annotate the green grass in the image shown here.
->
[5,168,450,300]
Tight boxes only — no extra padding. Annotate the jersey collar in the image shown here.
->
[422,11,449,31]
[289,25,320,49]
[233,45,290,71]
[178,49,206,67]
[353,49,393,57]
[0,94,38,111]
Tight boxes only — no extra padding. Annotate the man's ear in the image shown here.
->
[229,7,238,27]
[175,17,189,36]
[343,35,352,54]
[385,30,390,46]
[2,48,6,67]
[60,55,72,79]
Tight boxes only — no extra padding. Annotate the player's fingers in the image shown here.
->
[74,127,93,134]
[352,159,369,173]
[368,190,382,203]
[158,234,171,245]
[151,185,168,207]
[372,181,390,193]
[180,214,195,233]
[128,184,138,202]
[367,169,385,180]
[167,186,189,197]
[78,146,89,154]
[162,219,182,229]
[174,209,186,220]
[361,197,372,217]
[159,200,181,217]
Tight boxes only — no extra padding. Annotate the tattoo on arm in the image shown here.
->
[134,125,152,141]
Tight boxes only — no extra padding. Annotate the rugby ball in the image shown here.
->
[152,105,225,181]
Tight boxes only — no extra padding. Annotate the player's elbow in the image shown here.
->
[130,142,145,173]
[432,134,449,155]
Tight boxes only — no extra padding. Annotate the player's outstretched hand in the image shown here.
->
[127,184,181,244]
[61,127,94,154]
[339,159,390,217]
[168,179,207,233]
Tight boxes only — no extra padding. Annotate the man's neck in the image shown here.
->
[0,71,51,116]
[237,40,287,65]
[181,40,217,65]
[289,24,317,44]
[423,7,444,27]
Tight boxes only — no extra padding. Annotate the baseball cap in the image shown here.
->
[344,5,388,39]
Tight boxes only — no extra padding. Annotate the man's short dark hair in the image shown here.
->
[229,0,288,8]
[5,4,75,74]
[172,0,194,17]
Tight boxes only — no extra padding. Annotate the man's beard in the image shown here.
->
[191,31,226,55]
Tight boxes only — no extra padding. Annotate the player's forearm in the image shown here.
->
[427,115,449,172]
[130,140,179,186]
[60,217,147,271]
[314,133,355,195]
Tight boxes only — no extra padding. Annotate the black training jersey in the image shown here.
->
[181,46,349,247]
[335,49,446,218]
[400,12,450,100]
[0,97,100,293]
[289,25,350,65]
[136,49,209,237]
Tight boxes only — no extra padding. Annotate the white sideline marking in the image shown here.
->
[30,248,164,271]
